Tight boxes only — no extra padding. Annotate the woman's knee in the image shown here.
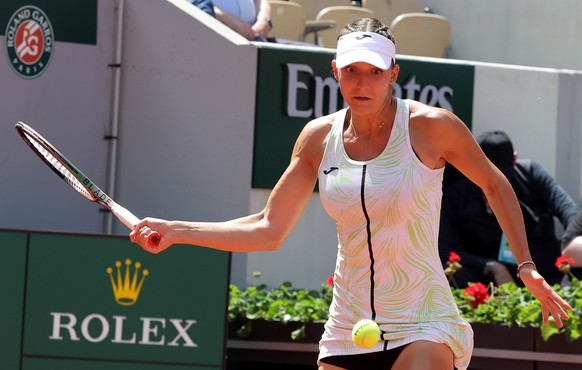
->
[392,340,454,370]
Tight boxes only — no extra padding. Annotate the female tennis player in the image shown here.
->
[131,17,571,370]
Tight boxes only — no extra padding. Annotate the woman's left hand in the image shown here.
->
[520,268,571,327]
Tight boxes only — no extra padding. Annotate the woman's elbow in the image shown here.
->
[480,175,510,198]
[257,229,286,251]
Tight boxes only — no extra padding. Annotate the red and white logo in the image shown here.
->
[5,5,54,79]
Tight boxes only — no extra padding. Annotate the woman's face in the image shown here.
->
[332,60,399,115]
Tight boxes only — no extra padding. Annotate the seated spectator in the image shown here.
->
[562,210,582,281]
[213,0,271,41]
[189,0,215,17]
[439,130,579,287]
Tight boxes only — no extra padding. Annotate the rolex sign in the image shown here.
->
[15,232,229,369]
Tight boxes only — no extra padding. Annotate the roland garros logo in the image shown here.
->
[4,5,54,79]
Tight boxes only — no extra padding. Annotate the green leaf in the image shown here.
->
[291,325,306,341]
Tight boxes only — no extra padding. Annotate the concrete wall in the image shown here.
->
[0,0,114,233]
[471,63,582,201]
[0,0,258,240]
[422,0,582,71]
[113,0,257,228]
[113,0,259,287]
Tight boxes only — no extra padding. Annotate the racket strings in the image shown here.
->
[25,133,95,201]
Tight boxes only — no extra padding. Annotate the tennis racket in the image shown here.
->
[15,121,160,247]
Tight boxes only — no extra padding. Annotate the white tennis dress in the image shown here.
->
[317,98,473,369]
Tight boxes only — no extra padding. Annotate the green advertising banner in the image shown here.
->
[17,232,229,369]
[0,0,97,44]
[252,44,475,189]
[0,231,27,370]
[22,358,219,370]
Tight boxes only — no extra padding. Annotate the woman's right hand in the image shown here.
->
[130,217,173,254]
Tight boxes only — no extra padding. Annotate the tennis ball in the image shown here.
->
[351,319,381,348]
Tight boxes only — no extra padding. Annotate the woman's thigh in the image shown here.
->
[391,340,454,370]
[318,363,346,370]
[319,347,404,370]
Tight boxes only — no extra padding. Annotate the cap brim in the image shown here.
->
[335,49,392,70]
[335,32,396,71]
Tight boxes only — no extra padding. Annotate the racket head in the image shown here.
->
[15,122,161,245]
[15,122,100,204]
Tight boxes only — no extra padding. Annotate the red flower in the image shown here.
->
[445,251,462,279]
[555,255,575,274]
[448,252,461,263]
[325,274,334,286]
[463,282,490,308]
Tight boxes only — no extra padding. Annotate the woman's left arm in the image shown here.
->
[417,106,572,326]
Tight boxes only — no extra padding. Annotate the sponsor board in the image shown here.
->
[252,45,475,189]
[20,233,229,368]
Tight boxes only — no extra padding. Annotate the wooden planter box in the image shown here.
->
[534,331,582,370]
[228,319,324,343]
[227,320,582,370]
[470,323,536,370]
[227,320,324,367]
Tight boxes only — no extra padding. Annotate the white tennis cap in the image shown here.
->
[335,32,396,70]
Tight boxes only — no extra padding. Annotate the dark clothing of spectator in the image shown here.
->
[562,210,582,280]
[439,158,579,287]
[190,0,215,17]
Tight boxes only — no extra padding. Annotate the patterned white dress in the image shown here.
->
[317,98,473,370]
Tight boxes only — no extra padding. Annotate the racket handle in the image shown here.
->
[147,231,161,247]
[110,203,161,247]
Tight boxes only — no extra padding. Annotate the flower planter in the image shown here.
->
[227,268,582,369]
[470,323,536,370]
[228,319,325,343]
[227,320,324,368]
[535,330,582,354]
[227,320,582,370]
[472,323,535,351]
[534,331,582,370]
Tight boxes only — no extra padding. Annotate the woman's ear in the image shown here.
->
[390,63,400,84]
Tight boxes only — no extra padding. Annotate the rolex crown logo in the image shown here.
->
[106,259,149,306]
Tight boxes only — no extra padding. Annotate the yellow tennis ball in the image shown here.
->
[351,319,381,348]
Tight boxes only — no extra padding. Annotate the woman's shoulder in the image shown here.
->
[406,100,469,141]
[292,111,341,162]
[301,111,341,138]
[406,100,474,169]
[407,99,454,122]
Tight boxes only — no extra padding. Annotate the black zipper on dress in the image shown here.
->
[360,164,377,320]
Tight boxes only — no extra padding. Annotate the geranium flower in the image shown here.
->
[555,255,575,275]
[449,252,461,263]
[445,252,462,276]
[463,282,490,308]
[444,252,462,289]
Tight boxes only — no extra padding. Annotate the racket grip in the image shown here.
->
[147,231,161,247]
[111,203,161,247]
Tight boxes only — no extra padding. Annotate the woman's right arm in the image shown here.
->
[131,117,332,254]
